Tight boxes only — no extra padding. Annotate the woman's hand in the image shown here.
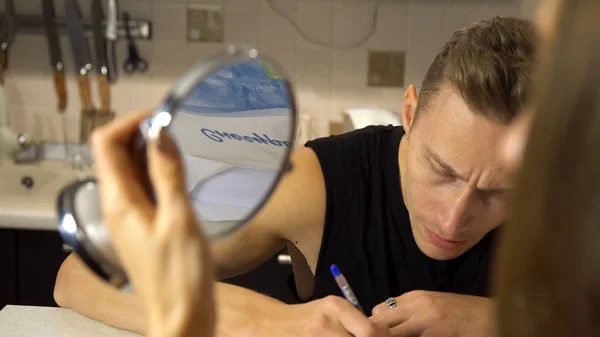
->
[91,111,215,337]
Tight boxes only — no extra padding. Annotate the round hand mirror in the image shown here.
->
[57,46,297,286]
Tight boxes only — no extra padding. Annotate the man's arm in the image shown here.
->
[54,254,290,336]
[54,147,328,335]
[54,254,146,333]
[369,290,495,337]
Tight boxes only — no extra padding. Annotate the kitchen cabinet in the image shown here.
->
[0,229,69,309]
[0,228,299,310]
[0,230,17,308]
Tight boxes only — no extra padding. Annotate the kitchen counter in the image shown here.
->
[0,160,93,231]
[0,305,141,336]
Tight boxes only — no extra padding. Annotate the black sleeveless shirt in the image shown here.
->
[304,125,497,314]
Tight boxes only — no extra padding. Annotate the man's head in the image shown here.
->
[400,16,537,260]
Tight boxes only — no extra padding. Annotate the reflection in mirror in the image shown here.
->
[173,59,294,237]
[56,47,297,286]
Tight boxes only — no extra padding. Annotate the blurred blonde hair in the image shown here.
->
[495,0,600,336]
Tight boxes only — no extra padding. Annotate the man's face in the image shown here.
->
[402,86,513,260]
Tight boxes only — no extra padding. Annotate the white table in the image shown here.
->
[0,305,141,337]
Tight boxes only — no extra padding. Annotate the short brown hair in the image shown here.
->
[417,16,537,123]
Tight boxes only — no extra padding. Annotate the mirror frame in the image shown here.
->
[57,45,299,286]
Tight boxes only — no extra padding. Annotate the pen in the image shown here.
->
[330,264,364,313]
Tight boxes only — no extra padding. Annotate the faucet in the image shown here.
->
[0,127,43,164]
[13,133,43,163]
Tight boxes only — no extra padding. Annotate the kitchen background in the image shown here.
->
[5,0,528,143]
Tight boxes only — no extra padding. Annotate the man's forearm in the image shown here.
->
[55,254,288,337]
[54,254,146,334]
[214,282,287,337]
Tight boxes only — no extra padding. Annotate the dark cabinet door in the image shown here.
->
[0,229,17,310]
[16,230,70,307]
[1,228,297,309]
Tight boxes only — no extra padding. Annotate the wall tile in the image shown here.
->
[332,0,372,48]
[153,3,187,41]
[187,0,222,6]
[155,0,185,5]
[152,40,190,77]
[223,11,259,46]
[258,0,297,77]
[331,50,367,88]
[405,0,448,90]
[296,0,333,47]
[186,43,227,64]
[119,0,153,20]
[3,0,524,141]
[364,0,409,50]
[224,0,260,13]
[486,0,526,18]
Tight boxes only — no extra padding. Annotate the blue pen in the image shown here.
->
[330,264,364,313]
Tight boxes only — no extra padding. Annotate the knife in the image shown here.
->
[0,0,16,84]
[42,0,67,113]
[66,0,96,142]
[92,0,114,127]
[106,0,119,83]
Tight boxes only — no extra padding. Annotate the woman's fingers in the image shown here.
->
[92,111,154,238]
[147,130,192,224]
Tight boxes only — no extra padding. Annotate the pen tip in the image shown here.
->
[330,264,341,277]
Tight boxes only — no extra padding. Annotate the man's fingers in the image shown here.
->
[370,306,410,329]
[333,300,389,337]
[372,296,403,316]
[372,301,390,316]
[389,318,426,337]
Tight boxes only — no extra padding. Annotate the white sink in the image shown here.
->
[0,165,61,195]
[0,161,94,231]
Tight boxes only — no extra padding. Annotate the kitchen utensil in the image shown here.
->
[105,0,118,83]
[57,46,297,286]
[122,12,148,74]
[66,0,96,143]
[43,0,67,112]
[0,0,16,84]
[63,115,90,170]
[92,0,114,127]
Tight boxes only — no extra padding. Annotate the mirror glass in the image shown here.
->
[174,58,294,237]
[57,47,297,285]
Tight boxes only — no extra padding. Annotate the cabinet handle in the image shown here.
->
[277,254,292,265]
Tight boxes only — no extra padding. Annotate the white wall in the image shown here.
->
[3,0,525,142]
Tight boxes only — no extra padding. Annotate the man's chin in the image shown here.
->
[414,236,466,261]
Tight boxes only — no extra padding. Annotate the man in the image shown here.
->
[53,16,536,337]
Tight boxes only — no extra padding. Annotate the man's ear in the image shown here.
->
[402,85,419,136]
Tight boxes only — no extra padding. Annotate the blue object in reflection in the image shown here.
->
[181,59,292,114]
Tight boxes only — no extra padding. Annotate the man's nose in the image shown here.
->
[438,187,474,237]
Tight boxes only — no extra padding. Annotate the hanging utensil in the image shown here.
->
[122,12,148,74]
[105,0,118,83]
[0,0,16,84]
[66,0,96,142]
[92,0,114,127]
[42,0,67,113]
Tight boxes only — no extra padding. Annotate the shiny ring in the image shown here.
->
[385,297,397,309]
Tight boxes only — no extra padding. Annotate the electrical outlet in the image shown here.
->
[367,50,406,87]
[187,4,224,43]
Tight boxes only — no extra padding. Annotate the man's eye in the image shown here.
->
[432,164,453,178]
[480,190,506,201]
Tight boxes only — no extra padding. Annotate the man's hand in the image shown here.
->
[370,291,494,337]
[276,296,391,337]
